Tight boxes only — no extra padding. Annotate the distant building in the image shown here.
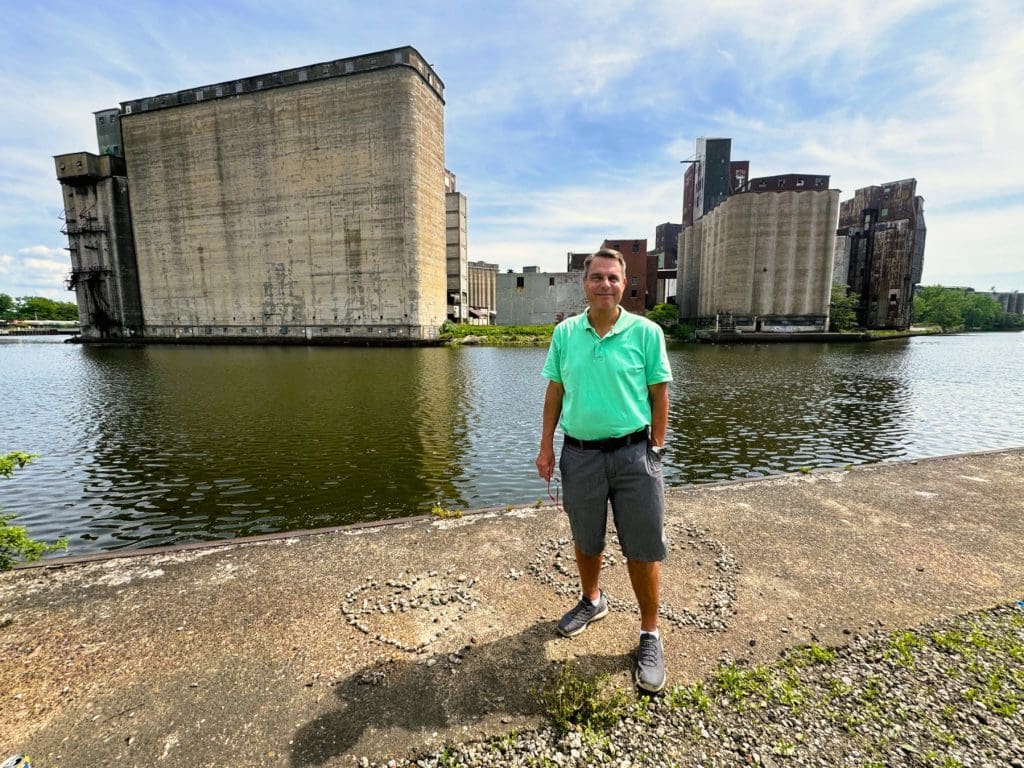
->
[468,260,498,324]
[566,252,590,271]
[681,140,751,225]
[691,138,733,222]
[834,178,926,330]
[445,170,469,322]
[601,238,648,313]
[729,161,749,194]
[495,269,587,325]
[987,290,1024,315]
[678,174,840,331]
[56,46,448,343]
[654,223,682,269]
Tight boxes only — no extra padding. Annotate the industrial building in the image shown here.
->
[833,179,926,330]
[495,268,588,326]
[601,238,649,313]
[55,46,449,343]
[445,170,468,322]
[989,291,1024,315]
[679,177,840,331]
[676,137,840,333]
[654,223,682,269]
[467,260,498,324]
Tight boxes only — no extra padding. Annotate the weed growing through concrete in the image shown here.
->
[537,662,633,735]
[885,629,925,667]
[714,663,773,707]
[784,642,838,668]
[668,680,710,713]
[430,503,462,519]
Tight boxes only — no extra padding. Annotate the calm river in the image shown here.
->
[1,333,1022,557]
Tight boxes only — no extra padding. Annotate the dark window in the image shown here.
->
[632,243,639,253]
[549,277,555,286]
[630,290,638,298]
[516,276,524,288]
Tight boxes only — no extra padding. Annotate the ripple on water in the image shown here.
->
[1,335,1022,554]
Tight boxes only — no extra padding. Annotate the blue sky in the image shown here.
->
[1,0,1021,299]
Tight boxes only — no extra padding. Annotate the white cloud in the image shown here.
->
[0,248,69,300]
[19,246,65,259]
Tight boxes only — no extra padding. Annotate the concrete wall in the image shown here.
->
[120,56,446,342]
[495,271,588,326]
[55,152,143,339]
[678,189,840,330]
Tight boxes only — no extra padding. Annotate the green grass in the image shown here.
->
[668,680,710,713]
[430,503,463,519]
[537,662,633,735]
[885,630,925,668]
[440,321,554,346]
[784,643,837,668]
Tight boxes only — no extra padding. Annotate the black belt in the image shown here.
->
[563,428,649,452]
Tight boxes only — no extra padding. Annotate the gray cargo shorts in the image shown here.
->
[558,438,667,562]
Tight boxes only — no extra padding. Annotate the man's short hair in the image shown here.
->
[583,248,627,276]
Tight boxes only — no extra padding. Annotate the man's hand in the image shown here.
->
[537,381,564,481]
[536,444,556,481]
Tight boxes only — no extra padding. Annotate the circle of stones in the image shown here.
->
[525,522,739,631]
[340,568,479,654]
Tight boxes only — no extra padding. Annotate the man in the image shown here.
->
[535,248,672,693]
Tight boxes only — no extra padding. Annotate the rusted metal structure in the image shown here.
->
[834,179,926,330]
[54,152,143,339]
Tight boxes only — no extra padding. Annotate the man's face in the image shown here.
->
[584,256,626,310]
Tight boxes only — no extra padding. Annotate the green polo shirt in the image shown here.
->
[542,308,673,441]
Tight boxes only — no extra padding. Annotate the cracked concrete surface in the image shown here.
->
[1,449,1022,766]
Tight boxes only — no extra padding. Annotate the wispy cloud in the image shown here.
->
[0,0,1020,295]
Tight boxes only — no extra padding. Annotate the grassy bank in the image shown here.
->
[440,322,554,346]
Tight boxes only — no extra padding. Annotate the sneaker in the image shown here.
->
[634,632,666,693]
[557,593,609,637]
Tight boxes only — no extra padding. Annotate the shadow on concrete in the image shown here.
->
[289,620,632,767]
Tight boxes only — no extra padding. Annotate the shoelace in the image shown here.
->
[569,598,593,620]
[638,636,661,666]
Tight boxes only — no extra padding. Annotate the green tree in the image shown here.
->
[961,293,1002,330]
[913,286,965,331]
[13,296,75,321]
[0,293,14,320]
[1,452,68,570]
[646,303,680,332]
[829,285,859,331]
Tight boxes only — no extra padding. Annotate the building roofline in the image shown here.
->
[118,45,444,117]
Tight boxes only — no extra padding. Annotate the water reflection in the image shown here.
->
[665,344,916,483]
[0,333,1021,555]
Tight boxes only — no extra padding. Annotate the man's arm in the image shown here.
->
[648,382,669,448]
[535,380,564,480]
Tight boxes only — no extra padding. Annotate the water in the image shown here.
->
[1,333,1022,557]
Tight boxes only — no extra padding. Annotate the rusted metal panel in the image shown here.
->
[835,179,926,330]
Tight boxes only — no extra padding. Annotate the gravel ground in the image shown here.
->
[367,602,1024,768]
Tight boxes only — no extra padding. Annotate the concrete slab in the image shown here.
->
[1,449,1022,766]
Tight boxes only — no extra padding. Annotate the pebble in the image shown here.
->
[359,603,1024,768]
